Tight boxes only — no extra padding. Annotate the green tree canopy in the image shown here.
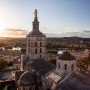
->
[0,58,8,71]
[5,46,12,50]
[21,48,26,54]
[8,61,13,66]
[48,58,56,65]
[77,52,90,71]
[47,49,57,54]
[77,58,88,71]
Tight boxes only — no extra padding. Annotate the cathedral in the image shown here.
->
[15,9,90,90]
[15,9,55,90]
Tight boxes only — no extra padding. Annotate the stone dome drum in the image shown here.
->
[18,71,35,86]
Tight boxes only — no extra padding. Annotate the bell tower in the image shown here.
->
[33,9,39,31]
[26,9,46,60]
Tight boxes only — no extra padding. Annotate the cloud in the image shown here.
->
[82,30,90,33]
[0,28,90,38]
[6,28,28,34]
[2,28,29,38]
[45,30,90,38]
[59,30,90,38]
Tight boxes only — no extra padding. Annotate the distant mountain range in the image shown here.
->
[45,31,90,38]
[0,33,90,38]
[0,36,90,40]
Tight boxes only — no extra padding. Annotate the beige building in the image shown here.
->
[15,9,55,90]
[56,51,76,73]
[16,9,77,90]
[43,51,76,90]
[26,9,46,60]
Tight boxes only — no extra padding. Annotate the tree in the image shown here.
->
[8,61,13,66]
[5,46,12,50]
[86,52,90,69]
[0,58,8,71]
[4,84,16,90]
[47,50,57,54]
[48,58,56,65]
[87,52,90,64]
[21,48,26,54]
[77,58,87,71]
[77,52,90,71]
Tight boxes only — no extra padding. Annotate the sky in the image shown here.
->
[0,0,90,38]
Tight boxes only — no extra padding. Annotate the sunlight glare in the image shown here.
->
[0,21,5,32]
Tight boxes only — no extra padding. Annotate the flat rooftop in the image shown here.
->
[48,72,62,83]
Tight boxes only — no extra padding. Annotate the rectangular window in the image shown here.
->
[35,42,37,47]
[51,81,53,86]
[64,64,67,70]
[40,48,42,53]
[35,48,37,53]
[58,63,60,69]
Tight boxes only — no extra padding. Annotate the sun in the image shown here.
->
[0,21,5,32]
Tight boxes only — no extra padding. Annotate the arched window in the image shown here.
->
[40,48,42,53]
[35,48,37,53]
[72,64,74,71]
[58,63,60,69]
[40,42,42,47]
[64,64,67,70]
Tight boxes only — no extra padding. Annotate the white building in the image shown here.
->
[56,51,76,73]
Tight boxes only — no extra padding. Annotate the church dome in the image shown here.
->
[18,71,35,86]
[58,51,76,60]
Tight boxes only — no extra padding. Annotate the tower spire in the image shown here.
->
[33,9,39,31]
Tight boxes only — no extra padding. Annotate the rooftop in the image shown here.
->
[18,71,35,86]
[58,72,90,90]
[48,72,62,83]
[30,59,55,76]
[58,51,76,60]
[27,30,45,37]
